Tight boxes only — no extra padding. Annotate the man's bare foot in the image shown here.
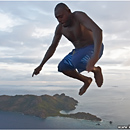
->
[93,66,103,87]
[79,77,92,96]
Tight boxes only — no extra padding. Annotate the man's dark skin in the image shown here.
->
[32,3,103,95]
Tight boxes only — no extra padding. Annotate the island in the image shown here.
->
[0,93,101,121]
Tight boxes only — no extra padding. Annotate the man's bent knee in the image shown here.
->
[58,62,66,72]
[58,61,74,72]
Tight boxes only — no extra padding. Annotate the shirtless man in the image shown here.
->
[32,3,104,95]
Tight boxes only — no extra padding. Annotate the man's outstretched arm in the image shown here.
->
[32,25,62,77]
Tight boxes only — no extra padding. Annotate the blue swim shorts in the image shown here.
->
[58,43,104,73]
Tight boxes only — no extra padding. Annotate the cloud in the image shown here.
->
[0,1,130,87]
[0,57,38,64]
[32,28,54,38]
[0,11,26,32]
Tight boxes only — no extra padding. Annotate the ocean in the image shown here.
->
[0,84,130,129]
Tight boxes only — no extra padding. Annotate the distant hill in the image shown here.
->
[0,93,101,121]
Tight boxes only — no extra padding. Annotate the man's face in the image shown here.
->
[55,8,71,27]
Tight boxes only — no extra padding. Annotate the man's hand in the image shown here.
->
[32,65,42,77]
[86,56,98,72]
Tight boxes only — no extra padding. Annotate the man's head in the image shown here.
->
[54,3,72,27]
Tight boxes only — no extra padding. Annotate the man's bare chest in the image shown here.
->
[62,23,82,42]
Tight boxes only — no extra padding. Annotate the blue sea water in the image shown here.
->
[0,111,110,129]
[0,84,130,129]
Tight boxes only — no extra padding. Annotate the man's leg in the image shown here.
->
[62,70,92,95]
[91,66,103,87]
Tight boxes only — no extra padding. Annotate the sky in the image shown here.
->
[0,1,130,91]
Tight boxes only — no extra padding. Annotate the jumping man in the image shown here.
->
[32,3,104,95]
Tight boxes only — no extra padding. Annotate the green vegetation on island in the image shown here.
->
[0,93,101,121]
